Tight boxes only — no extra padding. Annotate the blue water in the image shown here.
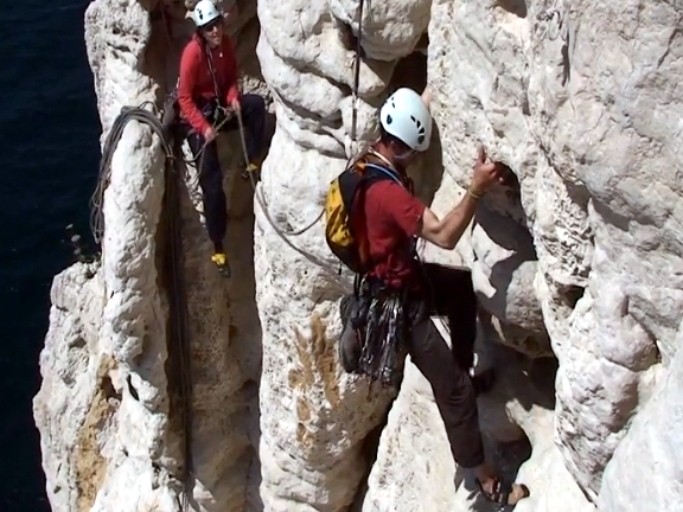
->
[0,1,101,510]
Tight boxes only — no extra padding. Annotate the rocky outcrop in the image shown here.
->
[34,0,683,511]
[598,321,683,512]
[424,0,680,503]
[35,0,265,510]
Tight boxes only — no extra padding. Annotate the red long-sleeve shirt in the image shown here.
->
[178,33,240,134]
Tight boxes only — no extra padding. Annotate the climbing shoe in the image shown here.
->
[241,161,260,181]
[211,252,231,278]
[476,477,530,506]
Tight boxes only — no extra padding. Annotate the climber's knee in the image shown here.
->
[240,93,265,117]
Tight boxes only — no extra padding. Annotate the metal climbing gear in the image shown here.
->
[348,275,423,388]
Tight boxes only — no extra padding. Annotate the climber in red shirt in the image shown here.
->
[177,0,266,276]
[338,87,529,506]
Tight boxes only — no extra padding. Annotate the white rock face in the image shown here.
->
[598,322,683,512]
[425,0,681,505]
[34,0,683,511]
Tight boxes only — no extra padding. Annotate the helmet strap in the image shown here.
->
[393,147,416,163]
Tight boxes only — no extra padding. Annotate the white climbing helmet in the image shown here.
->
[379,87,432,152]
[191,0,221,28]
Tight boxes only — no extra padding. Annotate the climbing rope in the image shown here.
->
[236,111,325,238]
[90,104,172,244]
[87,9,372,493]
[89,103,196,509]
[163,148,195,511]
[223,0,368,278]
[90,101,233,245]
[350,0,365,145]
[236,112,347,281]
[88,98,346,289]
[234,0,366,242]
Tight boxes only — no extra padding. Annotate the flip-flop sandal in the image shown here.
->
[477,478,530,506]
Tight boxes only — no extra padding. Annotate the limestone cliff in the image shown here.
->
[33,0,683,511]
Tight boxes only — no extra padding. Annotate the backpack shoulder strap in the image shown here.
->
[363,163,404,186]
[347,158,403,272]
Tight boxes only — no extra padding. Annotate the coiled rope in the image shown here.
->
[89,101,234,245]
[88,103,196,509]
[162,146,195,511]
[90,104,171,244]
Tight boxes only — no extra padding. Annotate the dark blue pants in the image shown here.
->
[185,93,266,250]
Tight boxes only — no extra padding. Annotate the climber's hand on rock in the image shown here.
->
[471,146,504,195]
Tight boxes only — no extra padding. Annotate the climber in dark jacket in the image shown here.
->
[338,87,529,506]
[177,0,266,275]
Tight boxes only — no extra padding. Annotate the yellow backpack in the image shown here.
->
[324,156,403,274]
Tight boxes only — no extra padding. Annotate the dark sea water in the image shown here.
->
[0,1,101,510]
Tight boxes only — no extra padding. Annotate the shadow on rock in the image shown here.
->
[454,337,558,511]
[411,119,445,208]
[472,171,552,357]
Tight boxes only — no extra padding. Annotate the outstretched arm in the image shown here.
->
[419,192,480,249]
[417,146,504,250]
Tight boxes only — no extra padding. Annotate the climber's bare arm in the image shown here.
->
[417,146,505,250]
[418,194,479,250]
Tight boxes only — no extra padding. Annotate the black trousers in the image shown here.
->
[409,263,483,469]
[184,93,266,249]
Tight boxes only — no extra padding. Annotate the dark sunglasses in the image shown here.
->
[202,18,222,32]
